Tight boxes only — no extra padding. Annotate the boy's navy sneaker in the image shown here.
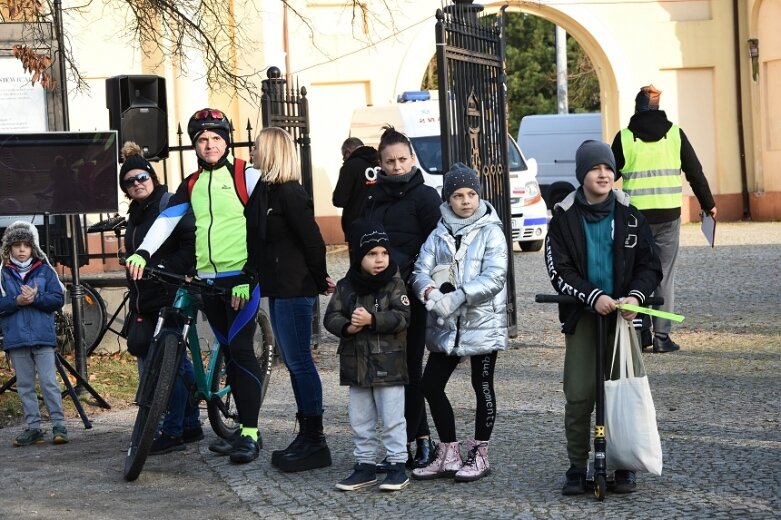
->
[52,425,69,445]
[562,466,587,495]
[149,432,186,455]
[336,463,378,491]
[378,462,409,491]
[13,428,44,447]
[613,470,638,493]
[182,426,205,443]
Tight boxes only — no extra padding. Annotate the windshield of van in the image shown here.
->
[410,136,526,174]
[410,136,443,175]
[508,138,526,171]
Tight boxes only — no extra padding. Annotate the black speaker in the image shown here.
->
[106,75,168,161]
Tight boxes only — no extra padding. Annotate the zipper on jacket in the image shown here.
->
[206,170,218,275]
[374,298,380,348]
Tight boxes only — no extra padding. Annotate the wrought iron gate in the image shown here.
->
[435,1,517,335]
[260,66,322,347]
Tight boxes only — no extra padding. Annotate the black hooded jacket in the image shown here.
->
[332,145,378,241]
[611,110,715,224]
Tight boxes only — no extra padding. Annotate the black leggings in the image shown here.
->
[404,296,431,442]
[201,281,262,428]
[422,350,498,443]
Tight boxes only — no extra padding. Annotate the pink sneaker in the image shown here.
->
[411,441,462,480]
[454,438,490,482]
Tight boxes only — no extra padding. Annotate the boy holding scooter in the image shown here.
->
[544,140,662,495]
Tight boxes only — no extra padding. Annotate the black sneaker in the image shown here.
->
[335,463,377,491]
[229,435,260,464]
[149,433,186,455]
[640,329,653,350]
[562,466,587,495]
[613,469,637,493]
[379,462,409,491]
[209,430,241,456]
[653,335,681,353]
[182,426,204,443]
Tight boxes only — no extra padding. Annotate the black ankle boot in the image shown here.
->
[413,437,436,468]
[276,414,332,473]
[271,413,305,467]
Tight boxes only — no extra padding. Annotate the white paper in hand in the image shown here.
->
[700,212,716,248]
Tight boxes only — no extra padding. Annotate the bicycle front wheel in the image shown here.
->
[123,330,182,482]
[207,309,274,439]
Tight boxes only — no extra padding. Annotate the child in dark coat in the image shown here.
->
[0,221,67,446]
[324,219,411,492]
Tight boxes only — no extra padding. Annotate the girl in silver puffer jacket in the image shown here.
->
[410,162,508,483]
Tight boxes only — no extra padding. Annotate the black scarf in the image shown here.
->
[347,261,399,296]
[575,187,615,223]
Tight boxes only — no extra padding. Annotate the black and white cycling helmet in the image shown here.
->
[187,108,231,144]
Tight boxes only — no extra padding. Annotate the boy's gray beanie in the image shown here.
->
[575,140,618,184]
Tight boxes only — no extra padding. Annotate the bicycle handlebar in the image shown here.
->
[142,265,229,297]
[535,294,664,306]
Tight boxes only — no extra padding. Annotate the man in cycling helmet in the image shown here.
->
[126,108,264,464]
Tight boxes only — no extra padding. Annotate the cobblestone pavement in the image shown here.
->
[2,222,779,519]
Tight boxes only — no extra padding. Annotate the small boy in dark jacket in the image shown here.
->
[544,141,662,496]
[0,221,67,446]
[324,219,411,492]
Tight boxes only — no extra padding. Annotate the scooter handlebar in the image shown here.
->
[535,294,663,306]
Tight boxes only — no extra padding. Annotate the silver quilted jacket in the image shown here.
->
[411,202,508,356]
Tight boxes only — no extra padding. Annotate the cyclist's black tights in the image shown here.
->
[202,283,262,428]
[422,351,498,443]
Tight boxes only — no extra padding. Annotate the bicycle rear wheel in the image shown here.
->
[123,330,182,481]
[207,309,274,439]
[60,283,107,355]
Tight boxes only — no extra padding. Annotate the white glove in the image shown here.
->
[432,289,466,319]
[424,288,445,311]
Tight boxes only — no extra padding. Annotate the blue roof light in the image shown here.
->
[397,91,431,103]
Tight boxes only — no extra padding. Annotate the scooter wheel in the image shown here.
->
[594,475,607,501]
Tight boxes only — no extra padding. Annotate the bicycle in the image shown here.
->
[123,266,274,481]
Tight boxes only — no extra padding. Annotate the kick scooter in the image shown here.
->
[536,293,662,501]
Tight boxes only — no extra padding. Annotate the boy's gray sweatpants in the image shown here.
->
[348,385,407,465]
[8,346,65,429]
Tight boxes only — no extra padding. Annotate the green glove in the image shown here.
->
[125,253,147,270]
[232,283,250,300]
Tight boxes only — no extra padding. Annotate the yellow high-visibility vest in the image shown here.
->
[620,125,682,211]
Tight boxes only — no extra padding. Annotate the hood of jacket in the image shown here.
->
[627,110,674,142]
[346,145,378,165]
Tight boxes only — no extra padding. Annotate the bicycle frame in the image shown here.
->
[154,283,230,408]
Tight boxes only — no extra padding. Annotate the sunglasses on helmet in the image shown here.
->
[122,172,152,188]
[192,109,225,121]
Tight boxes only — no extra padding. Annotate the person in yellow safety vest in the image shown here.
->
[611,85,717,353]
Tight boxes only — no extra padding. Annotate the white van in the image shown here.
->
[517,113,602,208]
[350,92,548,251]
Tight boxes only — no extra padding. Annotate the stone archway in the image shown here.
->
[391,2,621,141]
